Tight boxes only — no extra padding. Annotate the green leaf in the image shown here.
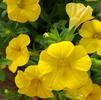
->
[91,66,101,84]
[3,88,31,100]
[0,2,6,9]
[0,70,6,81]
[52,91,69,100]
[0,58,12,65]
[60,28,69,40]
[60,27,75,41]
[50,27,60,40]
[15,27,29,34]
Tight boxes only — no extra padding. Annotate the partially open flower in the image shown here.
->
[66,3,93,29]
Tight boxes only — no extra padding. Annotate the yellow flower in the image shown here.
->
[5,0,41,23]
[6,34,30,73]
[66,3,93,29]
[79,20,101,55]
[38,41,91,90]
[85,84,101,100]
[15,65,53,98]
[64,78,93,100]
[64,78,101,100]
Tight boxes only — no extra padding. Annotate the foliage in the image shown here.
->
[0,0,101,100]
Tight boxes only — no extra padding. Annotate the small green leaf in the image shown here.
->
[60,27,75,41]
[0,58,12,65]
[15,27,29,34]
[60,28,69,40]
[0,2,6,9]
[0,70,6,81]
[50,27,60,41]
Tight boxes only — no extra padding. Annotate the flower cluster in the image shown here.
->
[4,1,101,100]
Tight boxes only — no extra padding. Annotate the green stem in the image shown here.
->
[91,58,101,67]
[64,27,76,41]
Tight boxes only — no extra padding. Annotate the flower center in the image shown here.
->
[16,47,21,52]
[59,58,70,67]
[11,46,22,59]
[31,78,42,86]
[14,46,22,55]
[93,33,101,39]
[17,0,25,9]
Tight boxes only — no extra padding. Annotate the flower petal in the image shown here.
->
[25,65,42,78]
[15,71,31,88]
[70,46,91,71]
[18,79,53,98]
[38,50,56,74]
[79,38,99,54]
[66,3,93,29]
[79,21,95,38]
[5,0,17,5]
[64,78,93,100]
[24,4,41,22]
[66,3,85,18]
[6,45,21,60]
[43,67,67,90]
[8,7,27,23]
[47,41,74,58]
[92,20,101,34]
[97,40,101,55]
[15,47,30,66]
[65,68,89,89]
[17,34,30,47]
[23,0,39,6]
[86,84,101,100]
[8,63,18,73]
[18,80,39,97]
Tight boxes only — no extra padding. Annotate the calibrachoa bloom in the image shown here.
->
[6,34,30,73]
[15,65,53,98]
[38,41,91,90]
[66,3,93,29]
[79,20,101,55]
[85,84,101,100]
[64,78,93,100]
[65,79,101,100]
[5,0,41,23]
